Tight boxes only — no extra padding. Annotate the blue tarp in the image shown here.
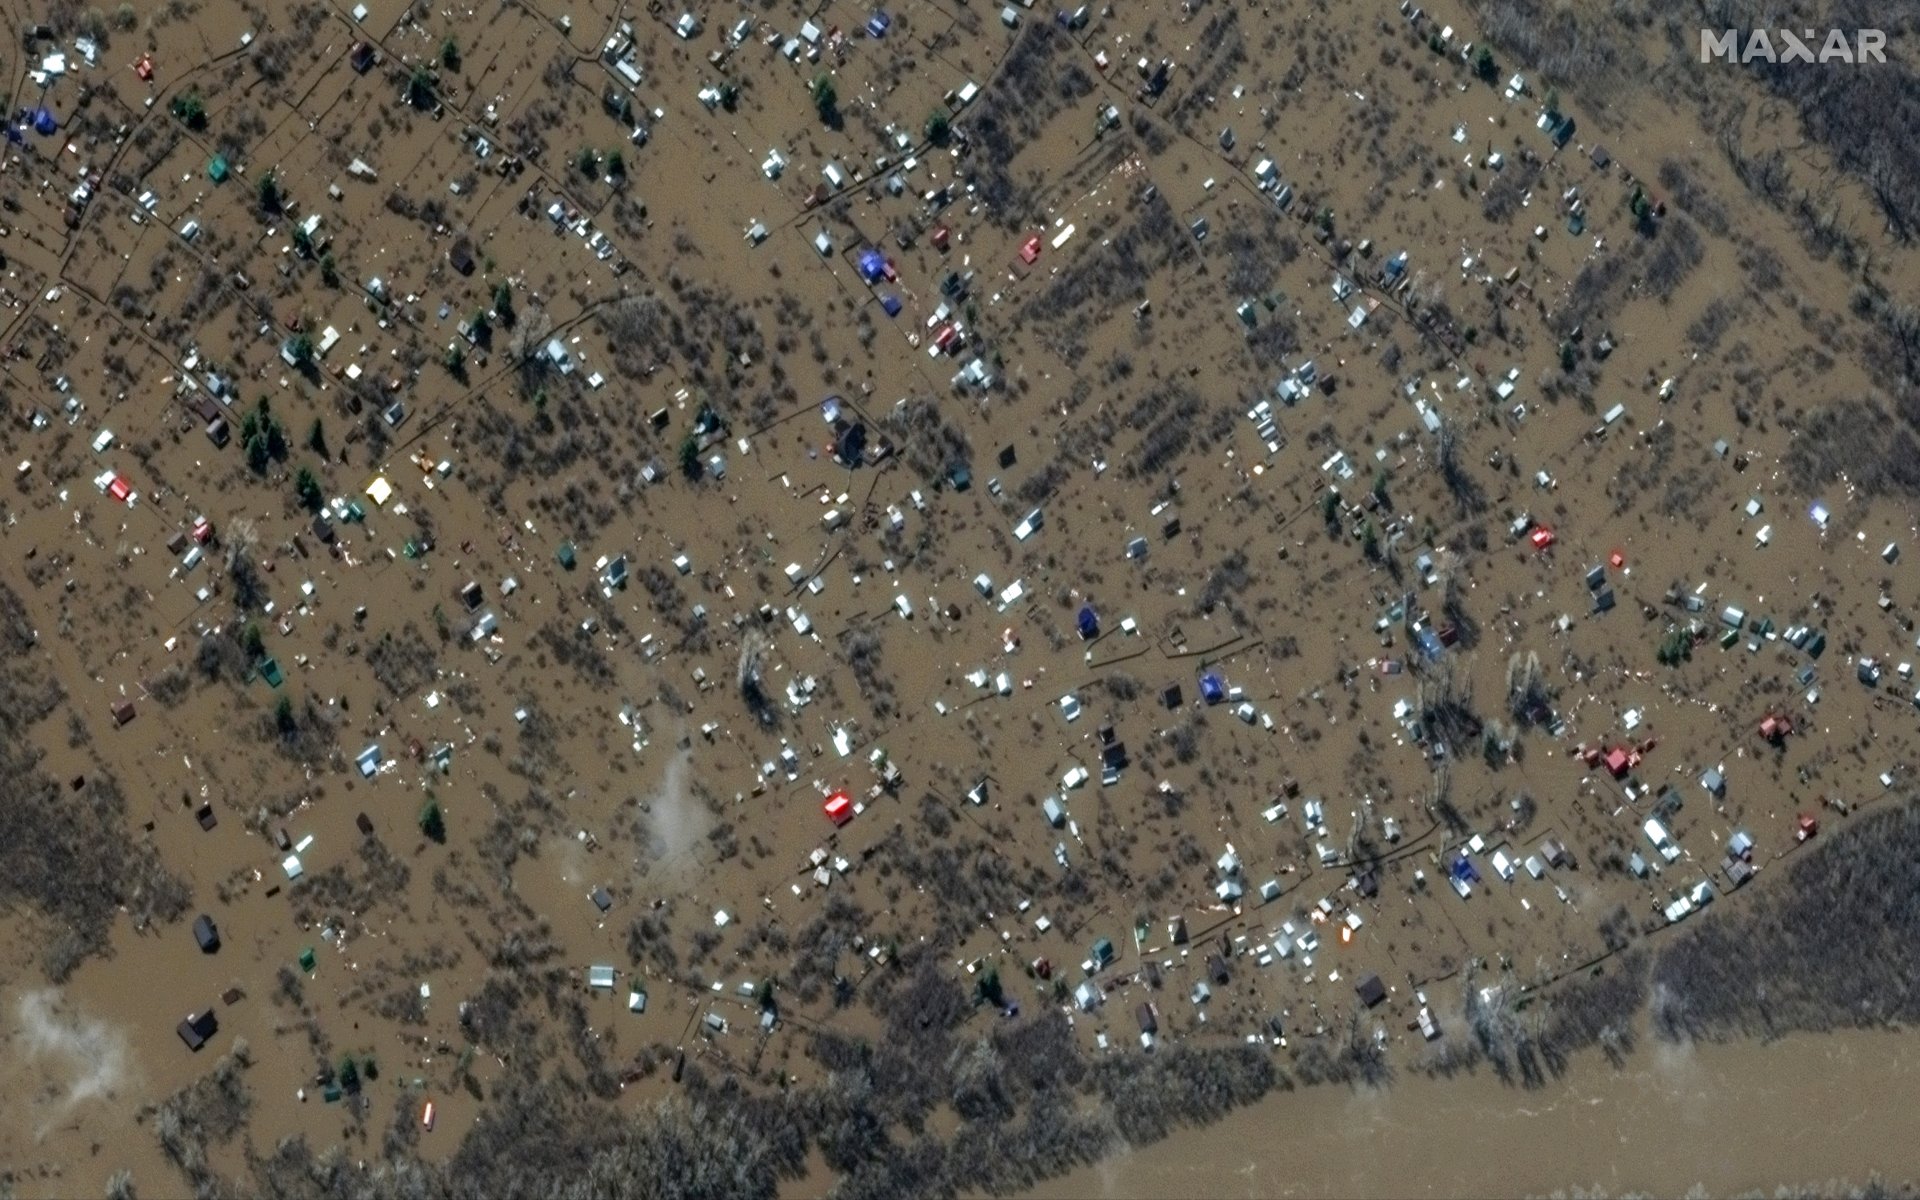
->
[866,10,891,36]
[1199,672,1225,704]
[879,293,902,317]
[1077,606,1098,639]
[856,247,887,283]
[32,108,56,136]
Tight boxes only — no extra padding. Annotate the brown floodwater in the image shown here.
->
[1028,1029,1920,1199]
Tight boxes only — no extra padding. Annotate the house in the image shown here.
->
[824,791,854,825]
[1700,766,1726,798]
[1207,954,1231,986]
[192,914,220,953]
[447,239,476,274]
[1728,830,1754,860]
[1539,837,1568,868]
[1136,1003,1158,1035]
[1355,974,1387,1008]
[590,887,614,913]
[1644,817,1680,862]
[1042,796,1065,827]
[177,1009,217,1052]
[1077,605,1099,639]
[601,555,628,592]
[110,699,136,727]
[588,965,616,990]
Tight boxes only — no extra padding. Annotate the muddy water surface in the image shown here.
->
[1029,1030,1920,1199]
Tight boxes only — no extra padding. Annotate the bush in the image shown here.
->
[812,74,838,126]
[170,90,207,129]
[419,799,446,843]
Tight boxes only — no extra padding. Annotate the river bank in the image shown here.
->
[1024,1028,1920,1199]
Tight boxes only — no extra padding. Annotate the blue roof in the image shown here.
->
[880,293,902,317]
[32,108,56,135]
[1077,605,1098,637]
[1416,628,1445,660]
[856,247,887,282]
[1199,672,1225,703]
[866,10,891,36]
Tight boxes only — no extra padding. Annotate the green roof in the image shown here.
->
[208,155,229,182]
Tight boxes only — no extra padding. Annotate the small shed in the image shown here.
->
[192,915,220,953]
[1355,974,1387,1008]
[590,887,614,913]
[587,965,616,990]
[110,699,136,727]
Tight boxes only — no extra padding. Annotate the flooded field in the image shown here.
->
[1031,1029,1920,1198]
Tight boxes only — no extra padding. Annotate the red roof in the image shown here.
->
[824,792,853,825]
[1529,527,1556,550]
[107,476,130,502]
[134,55,153,81]
[1604,747,1630,776]
[1019,236,1041,264]
[192,517,213,544]
[931,225,950,250]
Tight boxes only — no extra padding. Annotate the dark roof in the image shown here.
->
[177,1010,217,1051]
[193,915,220,952]
[591,887,614,913]
[1355,974,1387,1007]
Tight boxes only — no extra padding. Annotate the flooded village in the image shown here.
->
[2,0,1920,1196]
